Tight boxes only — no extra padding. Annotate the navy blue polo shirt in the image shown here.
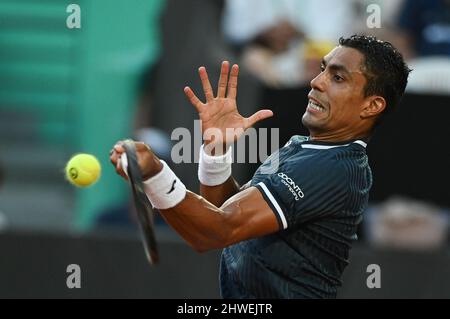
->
[220,135,372,298]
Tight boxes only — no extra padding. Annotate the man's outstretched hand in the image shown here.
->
[184,61,273,153]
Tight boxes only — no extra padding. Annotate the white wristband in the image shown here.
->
[198,144,232,186]
[143,160,187,209]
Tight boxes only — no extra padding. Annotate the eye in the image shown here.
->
[320,64,325,72]
[333,74,344,82]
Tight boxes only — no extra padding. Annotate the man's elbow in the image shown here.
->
[188,242,215,254]
[190,233,232,253]
[189,214,238,253]
[192,244,210,254]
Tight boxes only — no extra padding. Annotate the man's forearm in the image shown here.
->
[159,186,277,253]
[159,191,233,253]
[200,176,240,207]
[139,155,277,254]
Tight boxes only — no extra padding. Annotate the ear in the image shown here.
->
[360,96,386,119]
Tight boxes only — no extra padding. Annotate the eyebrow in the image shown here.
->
[321,58,352,78]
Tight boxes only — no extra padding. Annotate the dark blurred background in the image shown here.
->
[0,0,449,298]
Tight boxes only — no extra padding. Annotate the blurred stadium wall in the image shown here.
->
[1,231,450,298]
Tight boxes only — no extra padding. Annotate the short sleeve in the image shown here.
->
[252,158,349,230]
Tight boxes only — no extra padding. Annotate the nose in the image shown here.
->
[310,71,326,92]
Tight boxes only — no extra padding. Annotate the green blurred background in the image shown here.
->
[0,0,165,230]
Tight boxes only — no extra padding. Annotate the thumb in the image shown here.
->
[245,109,274,128]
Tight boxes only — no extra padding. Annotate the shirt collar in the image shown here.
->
[301,137,368,150]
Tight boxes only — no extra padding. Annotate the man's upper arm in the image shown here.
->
[251,158,350,229]
[220,186,281,247]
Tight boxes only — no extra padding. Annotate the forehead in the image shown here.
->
[324,46,365,73]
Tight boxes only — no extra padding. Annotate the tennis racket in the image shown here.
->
[121,140,159,265]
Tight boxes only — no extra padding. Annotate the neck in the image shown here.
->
[309,130,370,143]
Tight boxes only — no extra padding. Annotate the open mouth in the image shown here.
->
[307,99,326,112]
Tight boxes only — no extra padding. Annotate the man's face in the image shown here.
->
[302,46,370,138]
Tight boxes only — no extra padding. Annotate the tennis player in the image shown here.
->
[110,35,411,298]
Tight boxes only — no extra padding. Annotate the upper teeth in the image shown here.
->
[309,100,324,111]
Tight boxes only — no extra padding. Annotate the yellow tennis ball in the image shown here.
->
[65,154,101,187]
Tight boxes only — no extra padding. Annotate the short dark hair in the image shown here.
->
[339,35,412,124]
